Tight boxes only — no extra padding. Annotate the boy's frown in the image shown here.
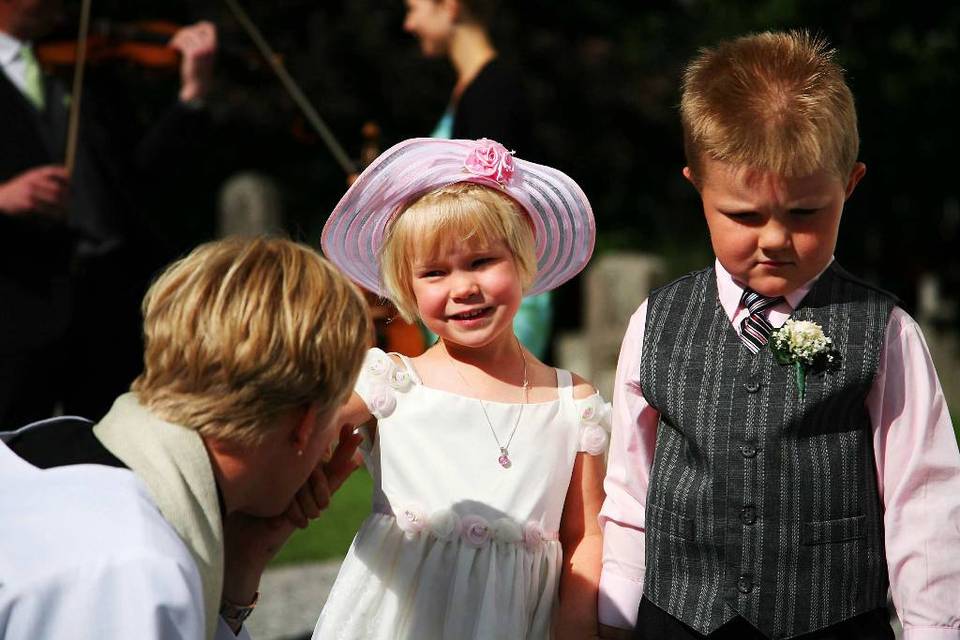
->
[687,157,866,298]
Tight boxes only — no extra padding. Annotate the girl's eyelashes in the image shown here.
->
[471,256,496,268]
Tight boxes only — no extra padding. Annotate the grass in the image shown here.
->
[270,467,373,566]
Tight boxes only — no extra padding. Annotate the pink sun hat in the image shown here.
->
[321,137,596,298]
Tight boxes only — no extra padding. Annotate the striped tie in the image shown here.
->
[740,289,784,353]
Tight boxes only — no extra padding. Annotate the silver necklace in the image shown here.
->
[445,338,529,469]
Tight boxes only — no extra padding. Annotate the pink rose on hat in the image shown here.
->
[464,138,515,186]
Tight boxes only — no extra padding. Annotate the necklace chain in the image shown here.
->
[445,337,528,468]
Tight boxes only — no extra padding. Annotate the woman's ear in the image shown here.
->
[682,166,701,192]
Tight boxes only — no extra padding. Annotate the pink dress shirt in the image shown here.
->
[599,260,960,639]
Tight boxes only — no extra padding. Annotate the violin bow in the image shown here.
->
[223,0,358,177]
[64,0,93,176]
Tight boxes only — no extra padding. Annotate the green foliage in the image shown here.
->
[270,468,373,566]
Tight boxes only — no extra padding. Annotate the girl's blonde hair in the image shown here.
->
[681,30,859,183]
[380,182,537,322]
[131,236,370,445]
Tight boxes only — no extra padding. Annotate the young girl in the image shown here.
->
[312,137,608,639]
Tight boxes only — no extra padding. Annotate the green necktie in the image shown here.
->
[20,44,45,110]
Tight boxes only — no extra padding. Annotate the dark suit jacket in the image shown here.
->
[0,71,78,351]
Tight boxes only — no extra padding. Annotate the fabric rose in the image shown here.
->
[367,385,397,419]
[491,518,523,544]
[580,424,609,456]
[396,504,427,539]
[388,368,413,392]
[464,138,515,186]
[578,394,606,425]
[460,514,491,548]
[427,509,462,541]
[523,521,544,550]
[367,355,391,380]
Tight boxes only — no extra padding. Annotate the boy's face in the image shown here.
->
[689,158,866,298]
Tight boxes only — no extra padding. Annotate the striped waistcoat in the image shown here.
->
[639,263,894,639]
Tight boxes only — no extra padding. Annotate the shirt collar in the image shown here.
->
[714,257,834,323]
[0,31,26,66]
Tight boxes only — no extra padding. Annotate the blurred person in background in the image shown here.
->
[403,0,554,360]
[0,0,216,427]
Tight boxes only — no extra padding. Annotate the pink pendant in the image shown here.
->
[498,454,511,468]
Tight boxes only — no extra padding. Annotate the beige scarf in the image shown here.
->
[94,393,224,640]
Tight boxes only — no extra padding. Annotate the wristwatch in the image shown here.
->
[220,591,259,630]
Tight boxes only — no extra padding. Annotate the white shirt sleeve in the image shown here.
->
[0,549,205,639]
[216,617,254,640]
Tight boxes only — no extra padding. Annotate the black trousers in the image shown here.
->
[634,597,895,640]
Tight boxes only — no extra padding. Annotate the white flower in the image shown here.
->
[772,319,833,365]
[427,509,462,540]
[578,394,605,425]
[388,368,413,392]
[580,424,609,455]
[491,518,523,544]
[367,385,397,419]
[367,355,391,379]
[460,515,491,547]
[396,504,427,538]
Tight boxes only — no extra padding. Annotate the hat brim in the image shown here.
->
[322,138,595,298]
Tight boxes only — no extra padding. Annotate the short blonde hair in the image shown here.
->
[380,182,536,322]
[681,30,858,183]
[131,237,370,445]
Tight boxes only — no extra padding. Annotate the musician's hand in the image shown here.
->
[0,166,70,219]
[170,20,217,103]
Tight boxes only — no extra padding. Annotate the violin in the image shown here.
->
[37,20,181,71]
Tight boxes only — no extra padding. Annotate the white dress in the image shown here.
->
[313,348,611,640]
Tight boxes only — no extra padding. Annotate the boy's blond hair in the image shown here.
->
[681,30,858,182]
[380,182,537,322]
[131,237,370,445]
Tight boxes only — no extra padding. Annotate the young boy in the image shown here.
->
[598,31,960,639]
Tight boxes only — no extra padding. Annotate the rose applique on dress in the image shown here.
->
[576,394,612,455]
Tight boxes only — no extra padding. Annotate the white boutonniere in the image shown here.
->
[769,320,841,400]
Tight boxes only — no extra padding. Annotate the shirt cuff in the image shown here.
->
[598,568,645,630]
[902,627,960,640]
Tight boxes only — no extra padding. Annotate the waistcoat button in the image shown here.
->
[745,379,760,393]
[740,444,759,458]
[740,505,757,525]
[737,575,754,594]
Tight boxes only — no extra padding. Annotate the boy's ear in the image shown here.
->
[844,162,867,200]
[682,166,700,191]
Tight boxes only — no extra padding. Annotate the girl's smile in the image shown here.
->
[412,239,523,350]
